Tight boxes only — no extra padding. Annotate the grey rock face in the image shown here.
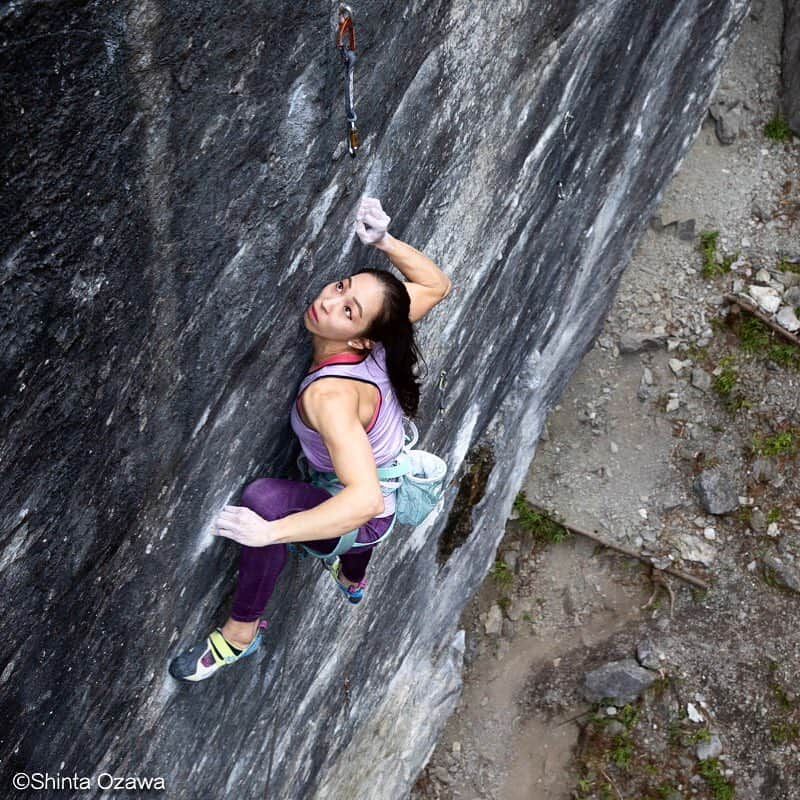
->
[784,0,800,134]
[693,468,740,514]
[0,0,748,797]
[583,658,657,704]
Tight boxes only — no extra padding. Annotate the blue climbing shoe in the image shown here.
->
[324,557,366,604]
[168,620,268,682]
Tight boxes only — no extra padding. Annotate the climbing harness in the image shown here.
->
[294,418,447,559]
[336,4,359,157]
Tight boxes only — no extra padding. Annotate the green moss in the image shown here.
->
[712,356,737,396]
[737,316,772,353]
[609,733,634,768]
[764,112,792,142]
[689,727,712,743]
[769,721,800,744]
[766,507,782,524]
[697,758,735,800]
[489,559,513,590]
[512,493,570,544]
[752,430,797,457]
[732,315,800,370]
[699,231,736,278]
[778,258,800,274]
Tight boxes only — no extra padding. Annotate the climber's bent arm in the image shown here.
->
[270,382,385,544]
[375,233,452,323]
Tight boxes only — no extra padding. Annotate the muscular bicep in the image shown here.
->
[403,281,452,324]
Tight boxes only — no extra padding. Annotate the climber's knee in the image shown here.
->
[240,478,282,517]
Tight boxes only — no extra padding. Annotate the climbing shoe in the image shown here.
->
[324,557,366,604]
[168,620,268,682]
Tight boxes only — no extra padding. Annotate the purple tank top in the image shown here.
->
[289,342,405,517]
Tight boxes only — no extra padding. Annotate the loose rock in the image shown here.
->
[762,555,800,593]
[693,468,739,515]
[583,659,657,704]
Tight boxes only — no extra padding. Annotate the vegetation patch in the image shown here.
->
[763,112,792,142]
[489,559,513,591]
[512,492,570,544]
[777,257,800,274]
[698,230,737,278]
[752,429,798,458]
[732,315,800,370]
[712,356,737,396]
[697,758,735,800]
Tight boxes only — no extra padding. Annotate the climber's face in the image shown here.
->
[304,272,385,342]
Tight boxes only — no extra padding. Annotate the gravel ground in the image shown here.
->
[411,2,800,799]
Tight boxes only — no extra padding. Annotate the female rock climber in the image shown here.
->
[169,196,452,681]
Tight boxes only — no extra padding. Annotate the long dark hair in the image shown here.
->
[355,268,424,418]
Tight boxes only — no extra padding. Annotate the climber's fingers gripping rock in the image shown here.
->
[355,196,390,246]
[212,505,277,547]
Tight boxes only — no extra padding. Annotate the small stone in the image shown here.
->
[696,734,723,761]
[703,526,717,541]
[776,306,800,333]
[752,459,778,484]
[755,268,771,284]
[485,605,503,636]
[687,702,705,723]
[677,534,716,566]
[785,286,800,306]
[583,659,657,704]
[691,368,711,392]
[610,441,619,454]
[636,638,660,670]
[751,201,771,221]
[669,358,691,375]
[678,219,696,242]
[642,367,654,385]
[693,469,739,515]
[605,706,617,716]
[605,720,626,736]
[748,285,781,314]
[750,509,767,532]
[766,522,780,538]
[666,397,680,413]
[452,741,461,755]
[619,331,667,353]
[434,766,451,785]
[762,556,800,593]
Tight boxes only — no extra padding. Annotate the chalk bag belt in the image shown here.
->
[295,452,410,559]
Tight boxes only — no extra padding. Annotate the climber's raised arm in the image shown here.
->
[356,197,452,323]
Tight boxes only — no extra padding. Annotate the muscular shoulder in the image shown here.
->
[301,378,360,433]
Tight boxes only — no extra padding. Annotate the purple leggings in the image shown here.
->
[230,477,394,622]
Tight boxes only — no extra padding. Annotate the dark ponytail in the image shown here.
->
[355,268,424,418]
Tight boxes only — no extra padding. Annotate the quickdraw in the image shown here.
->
[336,4,359,157]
